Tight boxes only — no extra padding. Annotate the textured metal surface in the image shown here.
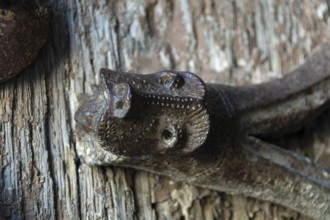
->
[0,1,49,82]
[75,44,330,219]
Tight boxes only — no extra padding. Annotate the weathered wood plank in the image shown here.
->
[1,0,329,219]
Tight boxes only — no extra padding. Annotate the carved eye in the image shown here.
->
[160,125,178,148]
[162,129,173,140]
[159,72,184,89]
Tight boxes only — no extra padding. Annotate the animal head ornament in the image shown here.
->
[75,69,210,156]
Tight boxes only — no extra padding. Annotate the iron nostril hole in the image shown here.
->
[159,73,184,89]
[173,75,184,88]
[116,100,124,109]
[162,129,173,140]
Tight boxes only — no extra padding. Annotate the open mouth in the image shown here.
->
[75,72,133,134]
[74,94,109,135]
